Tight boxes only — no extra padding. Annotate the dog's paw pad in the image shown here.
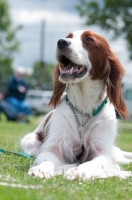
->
[28,161,54,179]
[65,167,80,180]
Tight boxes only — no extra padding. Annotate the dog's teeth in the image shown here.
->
[79,66,85,72]
[70,67,73,74]
[79,67,82,72]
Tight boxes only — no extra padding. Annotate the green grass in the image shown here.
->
[0,116,132,200]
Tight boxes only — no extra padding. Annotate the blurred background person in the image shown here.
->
[5,67,31,119]
[0,100,26,122]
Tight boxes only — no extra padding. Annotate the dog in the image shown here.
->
[21,30,132,180]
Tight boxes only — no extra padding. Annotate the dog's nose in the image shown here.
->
[57,39,71,49]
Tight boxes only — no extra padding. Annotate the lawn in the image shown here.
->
[0,115,132,200]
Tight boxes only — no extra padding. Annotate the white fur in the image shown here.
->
[21,30,132,180]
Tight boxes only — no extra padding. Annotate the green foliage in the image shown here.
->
[29,61,54,90]
[76,0,132,59]
[0,57,13,93]
[0,0,20,92]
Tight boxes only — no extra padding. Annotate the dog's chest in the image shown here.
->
[53,101,98,162]
[65,118,95,163]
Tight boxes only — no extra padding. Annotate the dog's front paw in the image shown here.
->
[65,166,93,181]
[65,167,89,181]
[28,161,54,179]
[65,167,80,180]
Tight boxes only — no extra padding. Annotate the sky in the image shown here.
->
[8,0,132,81]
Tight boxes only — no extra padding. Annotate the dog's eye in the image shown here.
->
[86,37,94,42]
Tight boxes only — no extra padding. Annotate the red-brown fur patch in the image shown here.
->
[66,33,73,38]
[81,31,128,119]
[48,65,66,108]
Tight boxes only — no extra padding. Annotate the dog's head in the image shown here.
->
[56,30,109,84]
[56,30,91,84]
[49,30,128,119]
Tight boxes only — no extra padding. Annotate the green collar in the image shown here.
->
[65,95,108,116]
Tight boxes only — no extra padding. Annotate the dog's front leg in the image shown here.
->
[65,155,114,180]
[28,151,63,179]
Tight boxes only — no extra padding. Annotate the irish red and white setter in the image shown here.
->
[21,30,132,180]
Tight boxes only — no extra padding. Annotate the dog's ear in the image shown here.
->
[48,65,66,108]
[106,49,129,120]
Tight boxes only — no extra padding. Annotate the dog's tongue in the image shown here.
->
[63,62,79,72]
[60,61,87,78]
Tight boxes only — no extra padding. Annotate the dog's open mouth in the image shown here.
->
[58,55,87,79]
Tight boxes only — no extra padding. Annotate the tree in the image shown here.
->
[76,0,132,59]
[29,61,54,90]
[0,0,20,92]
